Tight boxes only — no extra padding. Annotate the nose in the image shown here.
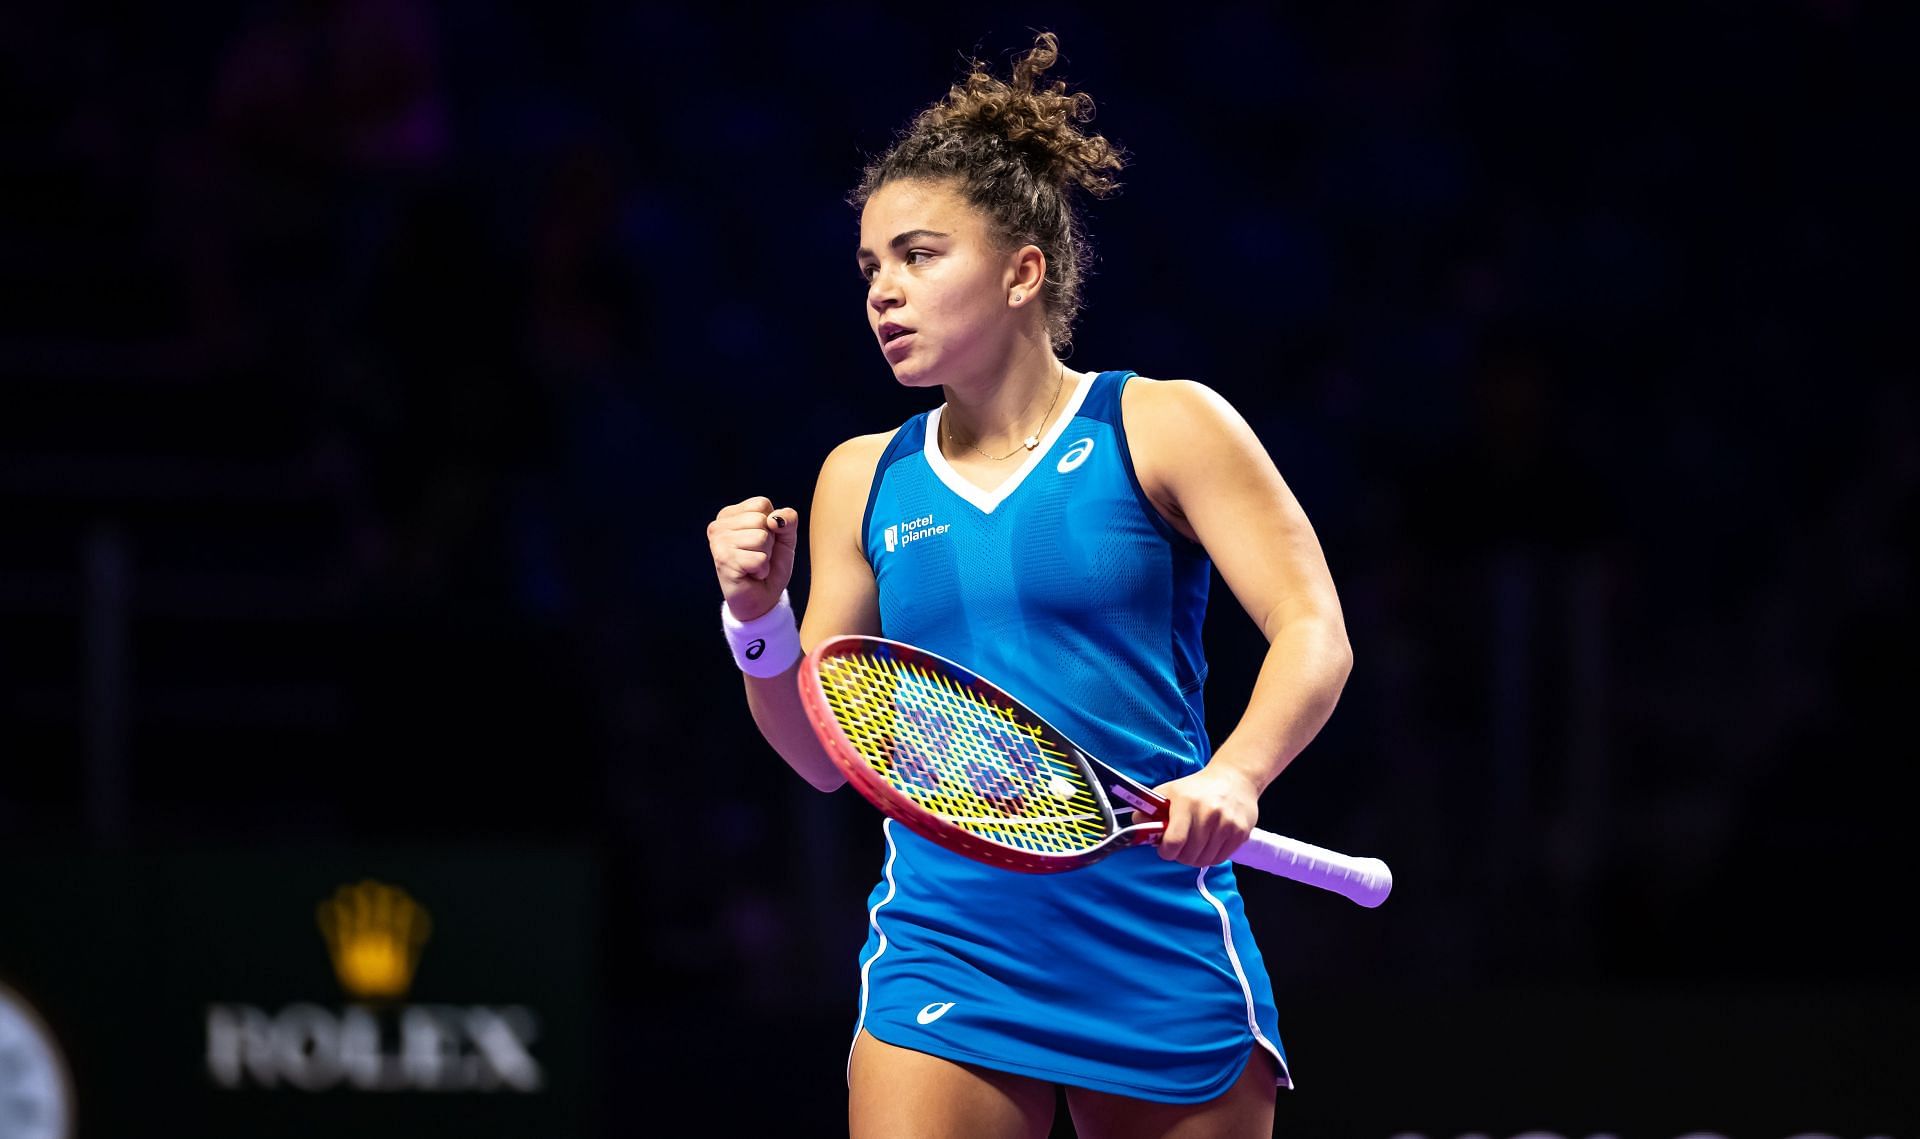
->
[868,266,902,314]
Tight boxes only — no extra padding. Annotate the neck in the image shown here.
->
[940,338,1068,457]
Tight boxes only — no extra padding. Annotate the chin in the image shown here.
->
[886,358,943,389]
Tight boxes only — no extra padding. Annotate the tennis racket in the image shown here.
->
[798,634,1392,908]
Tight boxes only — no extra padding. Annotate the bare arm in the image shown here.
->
[1126,378,1354,865]
[707,434,886,791]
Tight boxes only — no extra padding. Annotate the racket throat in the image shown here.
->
[1106,782,1162,820]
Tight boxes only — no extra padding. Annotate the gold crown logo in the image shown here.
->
[316,880,432,1000]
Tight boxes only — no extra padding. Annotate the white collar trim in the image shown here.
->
[923,372,1096,514]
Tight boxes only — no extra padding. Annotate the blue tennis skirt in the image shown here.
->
[847,819,1290,1102]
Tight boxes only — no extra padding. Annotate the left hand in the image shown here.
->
[1150,759,1264,867]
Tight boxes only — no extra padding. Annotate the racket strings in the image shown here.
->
[818,653,1112,854]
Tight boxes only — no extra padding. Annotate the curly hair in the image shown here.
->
[853,33,1126,355]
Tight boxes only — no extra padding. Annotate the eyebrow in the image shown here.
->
[855,229,950,260]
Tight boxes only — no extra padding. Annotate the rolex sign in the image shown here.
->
[0,848,596,1138]
[205,880,544,1094]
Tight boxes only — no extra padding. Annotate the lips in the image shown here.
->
[878,322,915,344]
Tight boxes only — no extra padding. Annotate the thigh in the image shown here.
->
[1064,1047,1276,1139]
[848,1029,1058,1139]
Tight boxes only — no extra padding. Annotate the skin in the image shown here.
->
[707,176,1351,1136]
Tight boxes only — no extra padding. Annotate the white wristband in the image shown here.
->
[722,590,802,677]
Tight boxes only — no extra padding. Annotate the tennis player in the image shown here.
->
[707,33,1352,1138]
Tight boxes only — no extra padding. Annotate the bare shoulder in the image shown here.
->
[818,431,894,495]
[1120,375,1240,427]
[1121,376,1275,540]
[1120,375,1258,469]
[822,430,895,470]
[811,430,896,531]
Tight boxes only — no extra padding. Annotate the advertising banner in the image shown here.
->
[0,845,597,1139]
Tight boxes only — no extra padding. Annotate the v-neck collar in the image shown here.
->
[923,371,1097,514]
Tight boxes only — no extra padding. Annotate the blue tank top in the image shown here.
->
[851,369,1288,1100]
[862,369,1212,787]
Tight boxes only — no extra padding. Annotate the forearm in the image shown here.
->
[1209,613,1353,793]
[744,666,847,793]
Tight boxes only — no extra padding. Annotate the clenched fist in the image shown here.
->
[708,496,800,622]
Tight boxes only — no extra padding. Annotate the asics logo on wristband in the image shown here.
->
[722,591,799,677]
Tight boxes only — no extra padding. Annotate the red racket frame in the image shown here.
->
[798,635,1150,873]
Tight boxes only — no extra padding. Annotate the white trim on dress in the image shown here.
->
[1195,867,1294,1089]
[923,372,1097,514]
[847,818,903,1084]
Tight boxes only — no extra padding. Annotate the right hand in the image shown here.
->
[708,496,801,622]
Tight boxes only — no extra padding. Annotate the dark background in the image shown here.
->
[2,2,1914,1136]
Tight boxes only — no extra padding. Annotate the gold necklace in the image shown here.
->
[945,368,1066,462]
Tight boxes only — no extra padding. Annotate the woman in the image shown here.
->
[706,33,1351,1139]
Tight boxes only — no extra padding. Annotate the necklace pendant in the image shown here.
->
[1023,434,1039,451]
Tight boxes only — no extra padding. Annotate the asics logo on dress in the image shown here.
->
[916,1001,956,1025]
[1057,437,1096,473]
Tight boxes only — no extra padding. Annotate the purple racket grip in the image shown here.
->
[1230,829,1393,907]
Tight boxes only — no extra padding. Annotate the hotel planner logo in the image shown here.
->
[205,879,544,1093]
[884,513,950,553]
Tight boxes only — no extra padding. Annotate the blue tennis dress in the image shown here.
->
[849,369,1289,1101]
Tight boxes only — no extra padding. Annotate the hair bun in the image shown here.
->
[915,33,1124,197]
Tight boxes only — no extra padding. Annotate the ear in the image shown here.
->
[1006,245,1047,308]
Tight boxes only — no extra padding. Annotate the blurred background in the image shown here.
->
[1,2,1913,1136]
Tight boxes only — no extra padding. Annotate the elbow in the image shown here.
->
[1293,611,1353,696]
[805,770,847,794]
[1268,606,1353,686]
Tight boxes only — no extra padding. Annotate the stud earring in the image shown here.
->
[1012,291,1024,303]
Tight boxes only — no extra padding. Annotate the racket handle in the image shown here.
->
[1230,828,1393,908]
